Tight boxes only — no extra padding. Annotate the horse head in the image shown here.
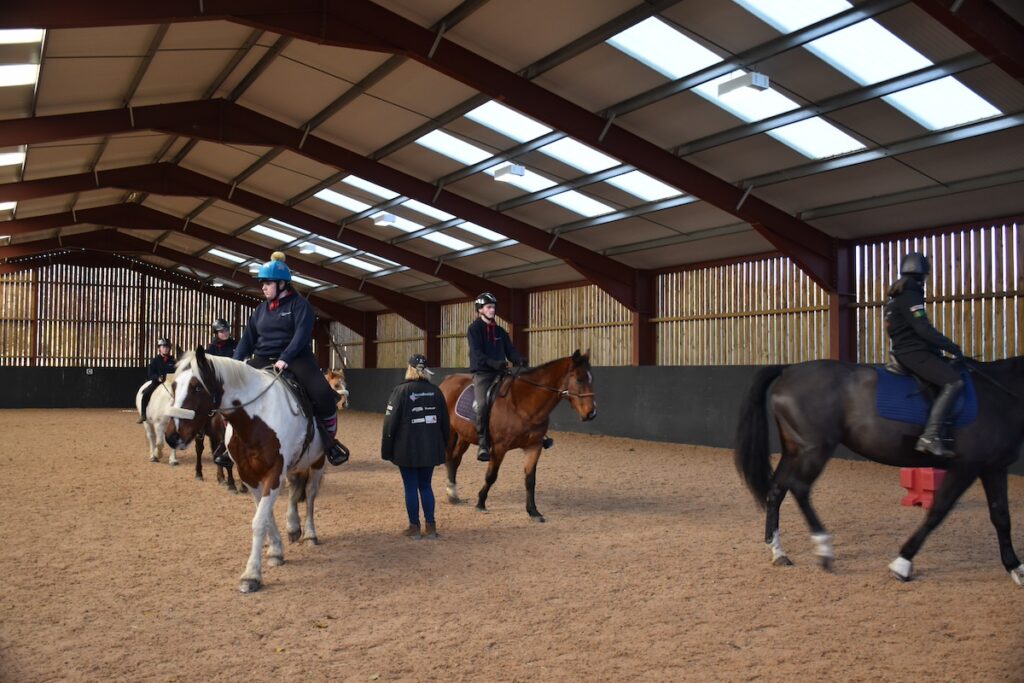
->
[164,346,224,450]
[325,368,349,409]
[564,349,597,422]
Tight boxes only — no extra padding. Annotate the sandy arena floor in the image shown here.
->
[1,408,1022,682]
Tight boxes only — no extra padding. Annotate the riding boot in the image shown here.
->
[319,414,350,466]
[916,380,963,459]
[542,435,554,450]
[137,388,153,423]
[212,444,232,468]
[476,410,490,462]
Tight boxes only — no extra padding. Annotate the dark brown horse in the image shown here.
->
[440,350,596,522]
[736,359,1024,588]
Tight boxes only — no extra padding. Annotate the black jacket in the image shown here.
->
[884,277,960,357]
[205,337,237,358]
[467,318,523,373]
[147,353,177,381]
[234,291,315,365]
[380,378,450,468]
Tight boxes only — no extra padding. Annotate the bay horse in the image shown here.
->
[440,350,596,522]
[735,359,1024,588]
[135,378,243,491]
[164,348,329,593]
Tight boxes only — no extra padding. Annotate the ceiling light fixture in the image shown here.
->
[299,243,316,255]
[493,162,526,182]
[373,212,397,227]
[718,71,770,97]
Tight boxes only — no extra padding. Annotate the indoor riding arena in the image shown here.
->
[1,2,1022,681]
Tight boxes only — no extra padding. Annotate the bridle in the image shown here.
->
[165,366,287,420]
[512,371,595,399]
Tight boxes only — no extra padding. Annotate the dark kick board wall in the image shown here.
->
[3,365,1020,475]
[343,366,1024,476]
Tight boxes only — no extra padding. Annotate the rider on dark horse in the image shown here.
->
[137,337,176,423]
[205,318,237,358]
[467,292,525,462]
[215,252,350,467]
[885,252,965,459]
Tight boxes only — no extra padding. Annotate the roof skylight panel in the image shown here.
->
[341,257,382,273]
[314,188,372,213]
[416,130,492,165]
[733,0,1001,130]
[0,29,44,45]
[388,215,472,251]
[208,248,247,264]
[608,17,866,158]
[608,171,681,202]
[0,201,16,212]
[341,175,399,200]
[457,222,508,243]
[0,151,25,167]
[0,64,39,88]
[251,224,300,243]
[291,274,323,288]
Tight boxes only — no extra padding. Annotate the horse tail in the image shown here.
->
[735,365,786,509]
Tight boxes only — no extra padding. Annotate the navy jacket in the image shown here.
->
[381,378,450,468]
[467,318,523,373]
[234,291,315,364]
[147,353,176,381]
[205,337,237,358]
[885,278,959,357]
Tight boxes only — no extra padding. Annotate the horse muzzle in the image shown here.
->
[583,408,597,421]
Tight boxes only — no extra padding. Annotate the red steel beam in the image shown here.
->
[0,230,371,333]
[911,0,1024,83]
[0,162,508,304]
[0,99,636,306]
[1,203,430,329]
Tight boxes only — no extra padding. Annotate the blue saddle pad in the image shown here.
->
[874,368,977,427]
[455,384,477,423]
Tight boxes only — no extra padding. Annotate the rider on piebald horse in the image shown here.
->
[213,251,350,467]
[136,337,176,423]
[885,252,965,458]
[205,318,237,358]
[467,291,526,462]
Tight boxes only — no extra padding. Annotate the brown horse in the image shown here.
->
[325,368,349,410]
[440,350,596,522]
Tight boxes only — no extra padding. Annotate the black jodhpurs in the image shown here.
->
[139,378,162,418]
[896,350,960,389]
[250,353,339,418]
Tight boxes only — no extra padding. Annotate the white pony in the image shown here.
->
[164,348,329,593]
[134,376,181,465]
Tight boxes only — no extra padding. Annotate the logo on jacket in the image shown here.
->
[409,392,433,402]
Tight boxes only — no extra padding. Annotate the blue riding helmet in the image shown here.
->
[257,252,292,282]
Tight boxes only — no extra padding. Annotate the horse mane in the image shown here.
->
[177,350,260,390]
[522,352,589,376]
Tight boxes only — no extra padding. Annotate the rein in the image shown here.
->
[963,358,1021,400]
[512,371,595,399]
[166,366,287,420]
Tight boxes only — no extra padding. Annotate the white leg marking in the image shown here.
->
[811,532,834,560]
[1009,565,1024,587]
[888,556,913,581]
[768,530,788,563]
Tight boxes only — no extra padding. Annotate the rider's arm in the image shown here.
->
[901,290,961,355]
[467,322,489,371]
[279,297,315,365]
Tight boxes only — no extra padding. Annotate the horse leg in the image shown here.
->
[240,485,280,593]
[888,465,977,582]
[265,506,285,568]
[765,481,792,567]
[194,429,205,481]
[144,421,159,462]
[476,451,505,512]
[446,437,469,504]
[302,464,325,545]
[978,467,1023,587]
[523,446,544,522]
[777,445,834,570]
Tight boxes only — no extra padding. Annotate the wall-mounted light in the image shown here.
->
[299,243,316,255]
[718,71,770,97]
[493,162,526,182]
[373,212,397,227]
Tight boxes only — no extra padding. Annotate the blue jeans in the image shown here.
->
[399,466,436,525]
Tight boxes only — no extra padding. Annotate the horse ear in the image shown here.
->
[572,349,582,364]
[195,346,212,373]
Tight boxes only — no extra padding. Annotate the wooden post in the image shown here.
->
[829,243,856,362]
[364,312,378,369]
[424,302,441,366]
[632,271,655,366]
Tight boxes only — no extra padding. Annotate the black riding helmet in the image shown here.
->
[212,318,230,333]
[900,252,930,278]
[157,337,172,347]
[474,292,498,311]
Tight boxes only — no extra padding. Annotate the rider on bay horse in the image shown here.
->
[137,337,176,423]
[205,318,237,358]
[884,252,965,458]
[213,251,350,467]
[467,292,526,462]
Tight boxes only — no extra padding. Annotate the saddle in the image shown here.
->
[875,354,977,428]
[456,372,510,423]
[255,365,316,457]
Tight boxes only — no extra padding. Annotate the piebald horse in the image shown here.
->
[736,359,1024,587]
[164,348,329,593]
[440,350,597,522]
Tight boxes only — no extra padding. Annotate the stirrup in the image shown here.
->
[915,435,955,459]
[477,445,490,462]
[542,436,554,450]
[212,452,232,467]
[326,441,349,466]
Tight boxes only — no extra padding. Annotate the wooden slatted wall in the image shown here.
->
[329,321,364,369]
[856,222,1022,363]
[654,257,830,365]
[0,265,254,367]
[528,285,631,366]
[375,312,423,368]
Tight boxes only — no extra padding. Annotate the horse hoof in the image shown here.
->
[239,579,261,593]
[306,536,320,546]
[475,505,488,514]
[447,495,462,504]
[195,474,203,481]
[1008,565,1023,587]
[169,461,179,467]
[772,555,793,567]
[530,514,545,523]
[888,557,913,582]
[288,530,301,543]
[818,556,834,572]
[266,555,284,567]
[149,456,159,463]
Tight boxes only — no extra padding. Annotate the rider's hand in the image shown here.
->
[516,358,528,367]
[274,359,288,372]
[949,345,964,361]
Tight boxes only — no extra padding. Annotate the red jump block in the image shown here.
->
[900,467,946,509]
